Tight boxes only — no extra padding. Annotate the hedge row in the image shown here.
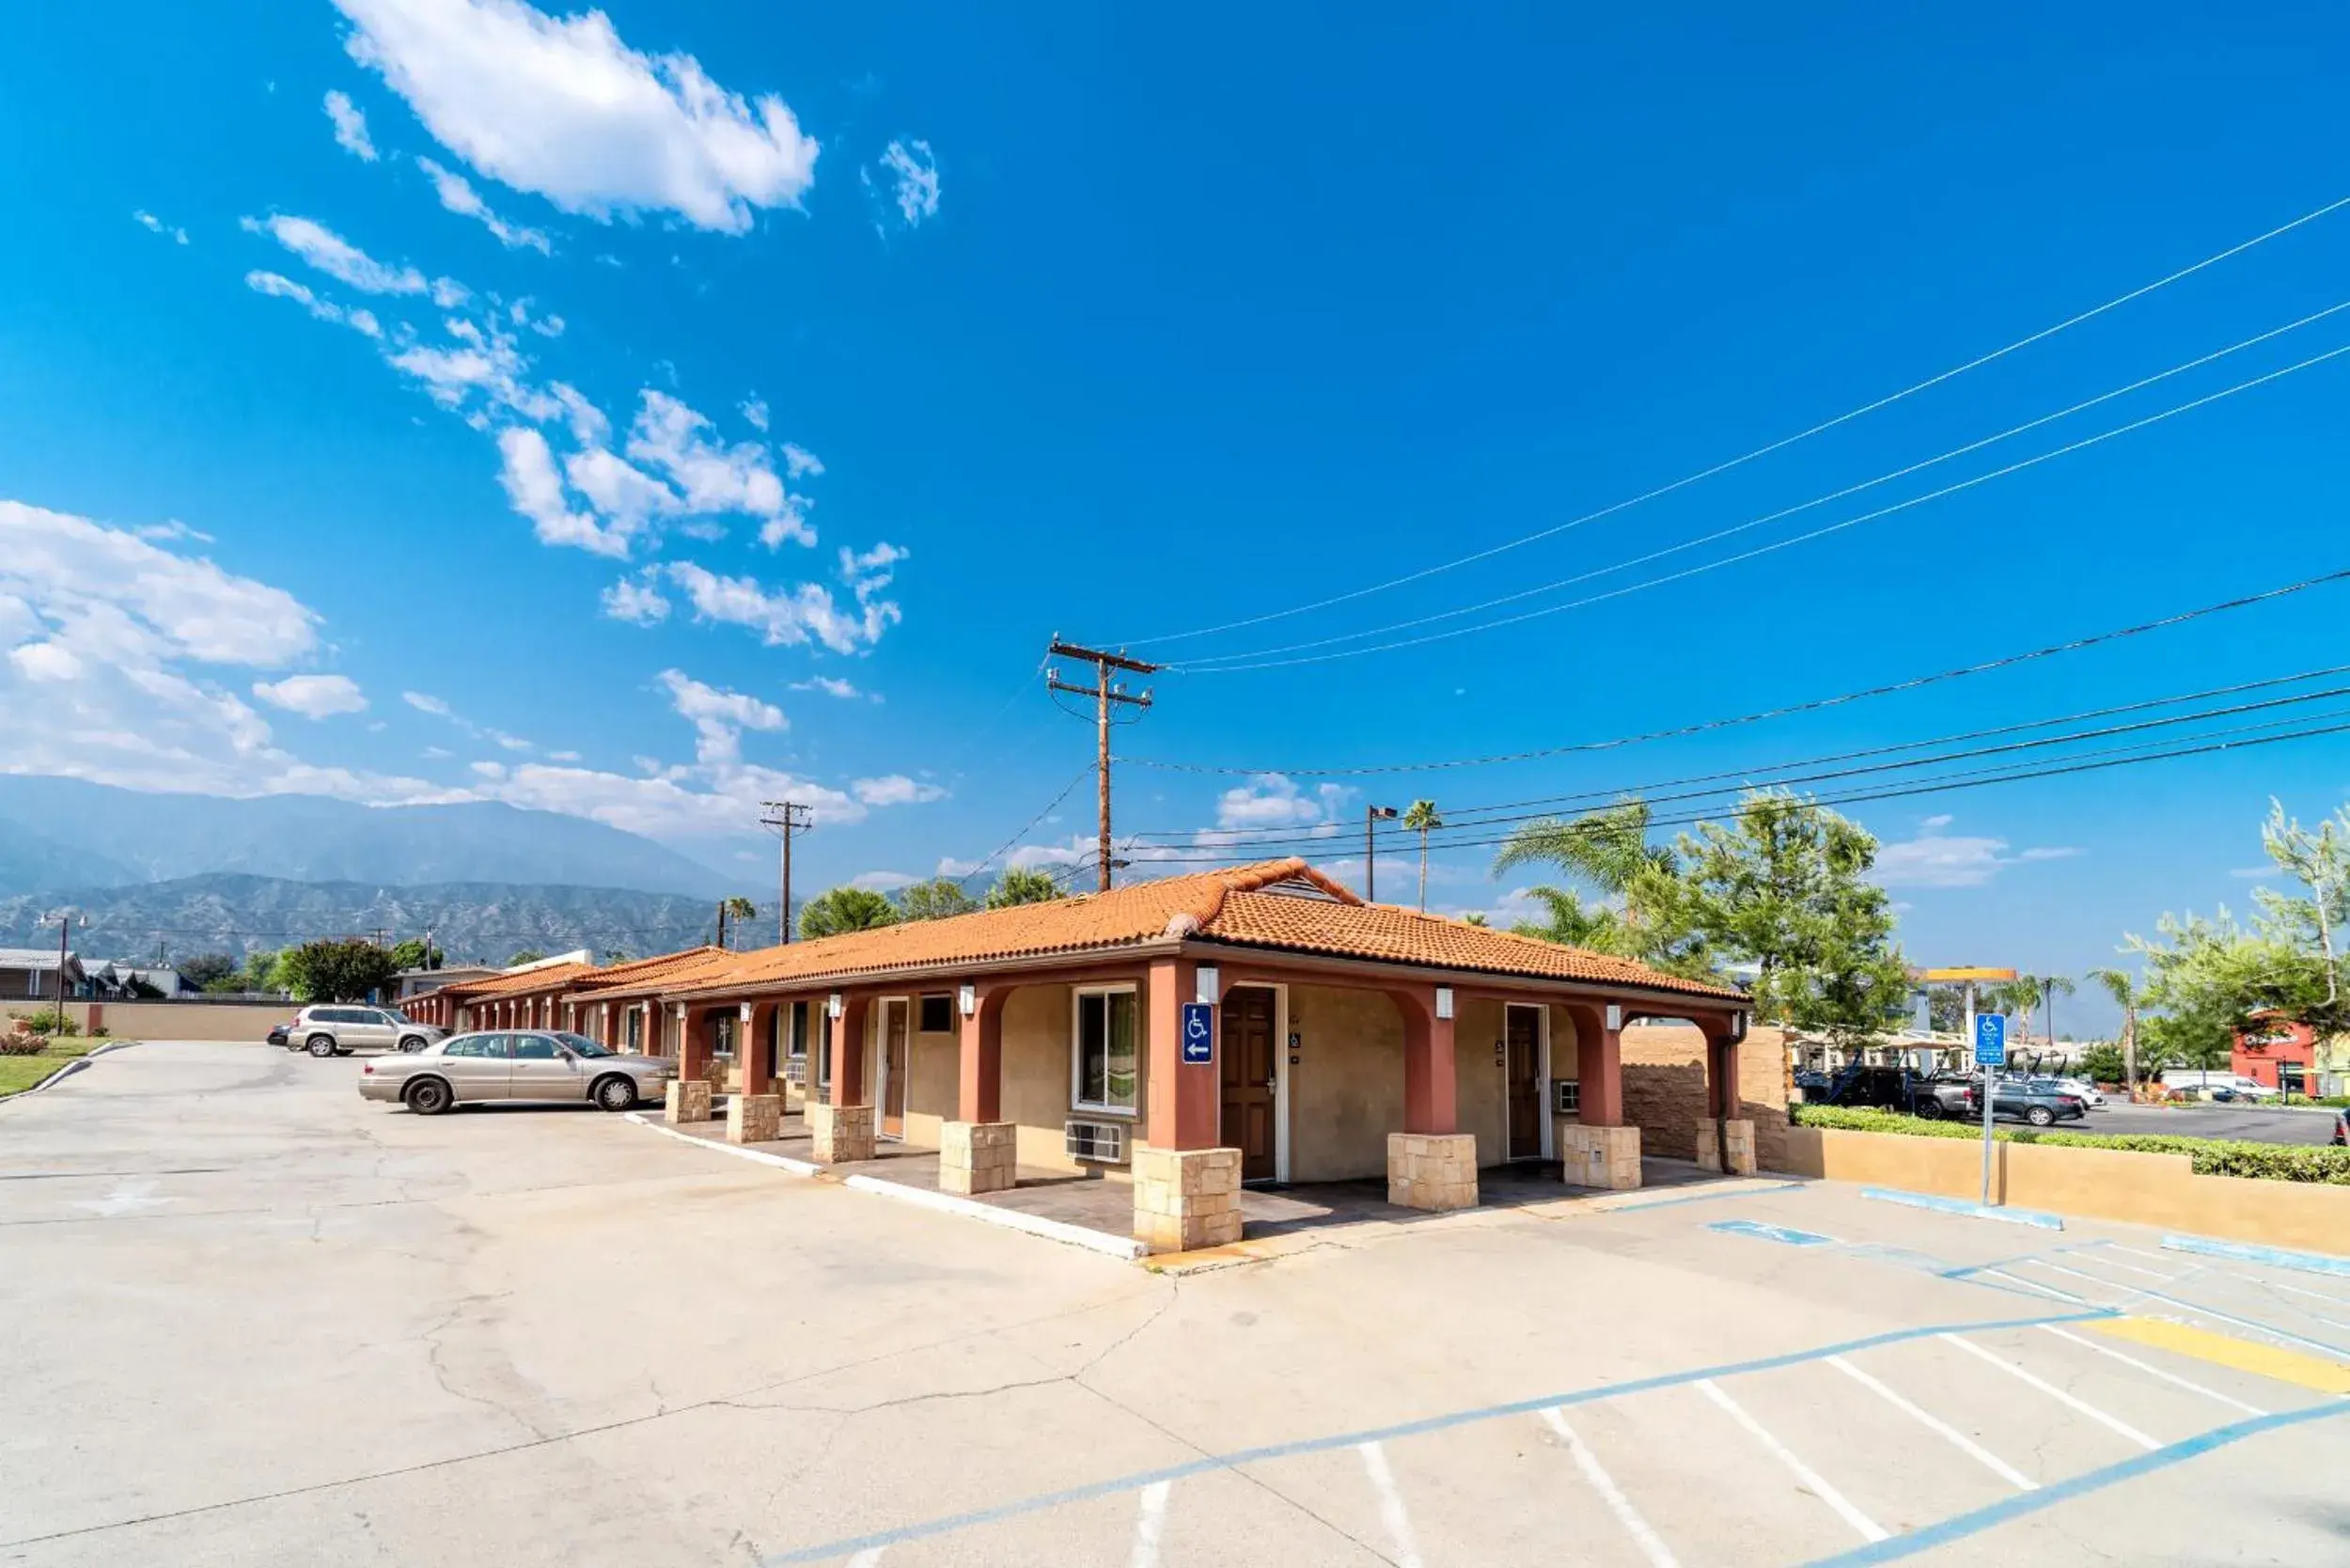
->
[1790,1103,2350,1185]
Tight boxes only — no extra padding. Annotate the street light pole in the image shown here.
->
[1365,805,1398,902]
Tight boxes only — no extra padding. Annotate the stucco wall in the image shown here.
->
[1287,983,1406,1182]
[901,1012,960,1149]
[1,999,291,1042]
[997,982,1088,1175]
[1453,996,1507,1166]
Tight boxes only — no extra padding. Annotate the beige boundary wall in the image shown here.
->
[1780,1123,2350,1254]
[1,999,291,1042]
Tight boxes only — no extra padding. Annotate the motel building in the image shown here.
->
[569,858,1753,1253]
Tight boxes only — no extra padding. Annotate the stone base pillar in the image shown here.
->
[940,1121,1016,1196]
[664,1079,713,1124]
[1132,1146,1243,1253]
[726,1092,781,1145]
[1387,1132,1479,1211]
[809,1102,876,1165]
[1696,1118,1758,1175]
[1558,1122,1642,1190]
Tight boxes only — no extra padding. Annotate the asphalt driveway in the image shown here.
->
[4,1042,2346,1567]
[2089,1102,2343,1145]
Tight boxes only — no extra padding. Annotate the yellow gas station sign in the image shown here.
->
[1917,966,2018,982]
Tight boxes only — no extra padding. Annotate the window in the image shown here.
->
[1556,1080,1581,1114]
[918,994,954,1034]
[784,1001,808,1085]
[816,1004,832,1092]
[713,1015,735,1058]
[787,1001,808,1059]
[444,1036,489,1058]
[1073,988,1139,1115]
[625,1009,643,1053]
[511,1036,561,1060]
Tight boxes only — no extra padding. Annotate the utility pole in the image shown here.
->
[1046,640,1160,893]
[38,908,83,1009]
[715,900,729,950]
[760,801,814,944]
[1365,805,1398,902]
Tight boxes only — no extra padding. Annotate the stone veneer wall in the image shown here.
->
[1619,1023,1789,1168]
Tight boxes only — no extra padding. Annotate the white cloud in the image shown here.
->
[415,155,552,252]
[402,690,453,716]
[495,426,629,556]
[546,748,581,762]
[508,297,563,336]
[600,569,670,626]
[324,89,379,159]
[665,557,901,654]
[240,213,431,295]
[336,0,820,233]
[739,396,769,431]
[626,390,802,538]
[791,675,861,699]
[1873,830,2084,889]
[132,210,190,244]
[1919,813,1954,830]
[780,442,822,479]
[135,520,214,545]
[873,138,939,228]
[243,270,385,338]
[658,667,783,764]
[850,870,917,892]
[1214,772,1355,833]
[852,775,945,808]
[252,674,368,718]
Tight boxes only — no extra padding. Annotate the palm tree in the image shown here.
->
[1509,886,1633,953]
[2037,974,2076,1050]
[718,895,758,949]
[2088,966,2148,1100]
[1493,798,1673,893]
[1400,799,1443,912]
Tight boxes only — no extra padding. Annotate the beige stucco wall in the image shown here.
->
[2,999,292,1042]
[901,1006,960,1149]
[1452,996,1507,1166]
[1782,1123,2350,1253]
[1287,983,1406,1182]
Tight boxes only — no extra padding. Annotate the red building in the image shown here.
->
[2232,1012,2318,1093]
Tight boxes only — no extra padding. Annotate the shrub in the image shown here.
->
[1790,1102,2350,1184]
[0,1037,47,1057]
[20,1009,80,1037]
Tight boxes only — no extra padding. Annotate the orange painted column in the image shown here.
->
[956,985,1007,1123]
[1144,958,1218,1149]
[1396,986,1459,1135]
[827,993,870,1105]
[1569,1002,1625,1127]
[741,1000,779,1093]
[1708,1029,1742,1119]
[678,1005,713,1081]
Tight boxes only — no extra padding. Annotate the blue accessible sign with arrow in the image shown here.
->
[1181,1002,1214,1066]
[1973,1012,2007,1069]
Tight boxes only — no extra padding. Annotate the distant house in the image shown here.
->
[83,963,193,999]
[0,948,87,1002]
[395,964,501,1002]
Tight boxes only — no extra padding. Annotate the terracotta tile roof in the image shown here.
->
[664,858,1743,1004]
[437,960,598,1000]
[563,946,730,996]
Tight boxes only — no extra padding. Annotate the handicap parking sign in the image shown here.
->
[1973,1012,2006,1068]
[1181,1002,1214,1065]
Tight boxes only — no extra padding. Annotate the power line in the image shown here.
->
[1175,337,2350,672]
[1119,566,2350,776]
[1044,640,1160,892]
[956,764,1097,885]
[1118,191,2350,649]
[1173,301,2350,668]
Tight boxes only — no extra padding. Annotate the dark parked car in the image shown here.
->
[265,1016,295,1048]
[1804,1065,1972,1119]
[1991,1077,2089,1128]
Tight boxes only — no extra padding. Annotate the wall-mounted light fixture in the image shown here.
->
[826,992,844,1020]
[1731,1011,1748,1041]
[958,983,978,1017]
[1196,964,1220,1006]
[1605,1003,1622,1032]
[1435,986,1455,1021]
[739,1001,754,1023]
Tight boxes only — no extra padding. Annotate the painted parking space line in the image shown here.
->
[1709,1218,1839,1247]
[2123,1284,2350,1360]
[2069,1245,2184,1282]
[2100,1243,2184,1268]
[1978,1267,2090,1305]
[1859,1188,2063,1230]
[1937,1334,2160,1450]
[1127,1480,1170,1568]
[2161,1233,2350,1281]
[1825,1356,2035,1490]
[1356,1442,1425,1568]
[1540,1407,1681,1568]
[2089,1317,2350,1396]
[2013,1258,2155,1304]
[1696,1378,1888,1544]
[2036,1325,2264,1416]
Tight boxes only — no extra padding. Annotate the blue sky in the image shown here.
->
[5,1,2349,1026]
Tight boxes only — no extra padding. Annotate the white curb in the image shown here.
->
[622,1110,1147,1262]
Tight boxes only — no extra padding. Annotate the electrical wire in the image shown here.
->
[954,765,1097,884]
[1118,191,2350,649]
[1175,338,2350,672]
[1171,301,2350,668]
[1117,566,2350,777]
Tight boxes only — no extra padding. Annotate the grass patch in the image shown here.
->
[1792,1102,2350,1185]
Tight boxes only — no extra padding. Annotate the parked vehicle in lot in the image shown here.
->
[359,1030,676,1115]
[2332,1108,2348,1147]
[1912,1074,1979,1120]
[292,1004,441,1058]
[2158,1069,2278,1102]
[265,1016,295,1048]
[2048,1076,2107,1109]
[1991,1077,2090,1127]
[1801,1064,1974,1119]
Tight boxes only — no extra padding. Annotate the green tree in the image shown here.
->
[2123,910,2305,1070]
[2086,965,2154,1098]
[718,895,758,949]
[897,877,981,921]
[1494,799,1696,968]
[985,866,1065,909]
[1400,799,1444,912]
[799,886,901,939]
[1507,886,1636,954]
[506,949,547,966]
[178,952,238,990]
[279,938,400,1003]
[1494,798,1675,894]
[2249,797,2350,1037]
[387,937,442,972]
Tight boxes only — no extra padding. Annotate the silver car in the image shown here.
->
[293,1004,444,1058]
[358,1029,677,1116]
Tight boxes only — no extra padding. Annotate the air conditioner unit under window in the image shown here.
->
[1065,1118,1128,1164]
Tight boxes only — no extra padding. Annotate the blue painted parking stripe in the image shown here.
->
[1860,1188,2063,1230]
[2160,1233,2350,1280]
[1802,1398,2350,1566]
[755,1306,2113,1565]
[1709,1218,1836,1247]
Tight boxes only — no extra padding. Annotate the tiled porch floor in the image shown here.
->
[666,1103,1744,1246]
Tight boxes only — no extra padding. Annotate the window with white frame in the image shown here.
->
[1073,987,1139,1115]
[784,1001,808,1084]
[816,1005,832,1091]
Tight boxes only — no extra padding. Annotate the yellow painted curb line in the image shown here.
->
[2092,1317,2350,1396]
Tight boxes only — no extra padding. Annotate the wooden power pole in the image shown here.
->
[760,801,814,943]
[1046,640,1159,892]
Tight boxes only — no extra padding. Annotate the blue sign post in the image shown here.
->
[1180,1002,1214,1066]
[1974,1011,2006,1204]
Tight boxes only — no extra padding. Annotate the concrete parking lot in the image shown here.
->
[4,1042,2347,1567]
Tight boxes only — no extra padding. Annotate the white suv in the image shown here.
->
[291,1005,442,1058]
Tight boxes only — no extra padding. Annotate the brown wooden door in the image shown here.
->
[881,999,910,1136]
[1506,1006,1542,1160]
[1220,987,1277,1181]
